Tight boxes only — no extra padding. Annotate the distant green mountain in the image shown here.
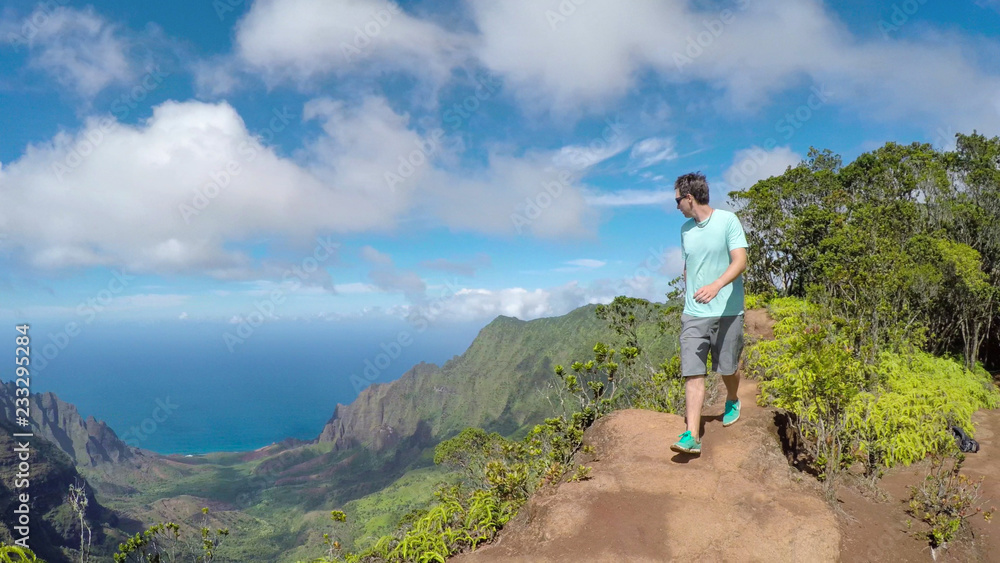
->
[318,304,638,451]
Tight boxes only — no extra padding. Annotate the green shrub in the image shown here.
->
[908,454,994,549]
[630,355,685,414]
[744,292,774,310]
[325,486,514,563]
[846,353,1000,476]
[594,295,684,413]
[753,310,868,489]
[748,296,1000,492]
[0,545,43,562]
[115,508,229,563]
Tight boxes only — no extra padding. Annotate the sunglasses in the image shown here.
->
[675,195,687,205]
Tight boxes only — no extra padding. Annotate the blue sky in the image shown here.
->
[2,0,1000,329]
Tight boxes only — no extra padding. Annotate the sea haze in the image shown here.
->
[23,318,481,454]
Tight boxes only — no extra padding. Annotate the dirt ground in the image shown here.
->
[837,407,1000,563]
[453,380,840,562]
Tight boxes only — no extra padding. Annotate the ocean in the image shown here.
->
[20,318,481,454]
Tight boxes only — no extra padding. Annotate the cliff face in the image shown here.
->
[0,382,134,467]
[0,419,126,562]
[317,305,675,452]
[317,362,441,450]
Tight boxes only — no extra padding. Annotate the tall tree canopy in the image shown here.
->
[730,133,1000,371]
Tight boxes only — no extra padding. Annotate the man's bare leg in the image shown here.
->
[722,370,740,402]
[685,375,706,438]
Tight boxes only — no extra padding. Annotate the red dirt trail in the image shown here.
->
[455,377,840,562]
[453,309,1000,562]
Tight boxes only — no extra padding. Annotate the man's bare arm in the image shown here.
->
[692,248,747,304]
[712,247,747,289]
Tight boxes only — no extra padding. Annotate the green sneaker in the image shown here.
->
[670,430,701,454]
[723,399,741,427]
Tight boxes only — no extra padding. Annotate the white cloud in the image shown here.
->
[422,151,597,239]
[656,247,685,280]
[467,0,1000,134]
[630,137,678,169]
[192,56,243,97]
[15,7,133,98]
[240,279,331,297]
[0,99,413,275]
[550,135,631,171]
[334,282,379,294]
[178,312,188,320]
[433,285,578,322]
[420,275,671,323]
[467,0,688,114]
[358,246,426,299]
[233,0,466,84]
[369,268,425,297]
[723,145,802,191]
[565,259,605,269]
[210,0,1000,138]
[419,254,491,276]
[306,98,599,239]
[586,189,674,207]
[0,95,606,276]
[360,246,393,266]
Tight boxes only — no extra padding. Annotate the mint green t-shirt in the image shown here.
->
[681,208,749,318]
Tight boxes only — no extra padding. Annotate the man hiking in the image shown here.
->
[670,172,748,455]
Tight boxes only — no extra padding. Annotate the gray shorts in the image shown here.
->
[680,313,744,377]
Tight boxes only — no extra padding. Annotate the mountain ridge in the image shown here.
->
[316,304,644,453]
[0,382,137,468]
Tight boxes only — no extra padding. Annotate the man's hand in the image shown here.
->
[694,282,720,304]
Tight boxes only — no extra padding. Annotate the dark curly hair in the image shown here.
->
[674,172,710,205]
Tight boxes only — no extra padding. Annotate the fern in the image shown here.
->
[0,545,43,563]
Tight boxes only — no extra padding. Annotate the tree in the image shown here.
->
[67,481,92,563]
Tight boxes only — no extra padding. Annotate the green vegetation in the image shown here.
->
[113,509,228,562]
[908,454,994,549]
[733,135,1000,371]
[340,466,457,546]
[0,545,42,562]
[736,134,1000,547]
[747,297,999,494]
